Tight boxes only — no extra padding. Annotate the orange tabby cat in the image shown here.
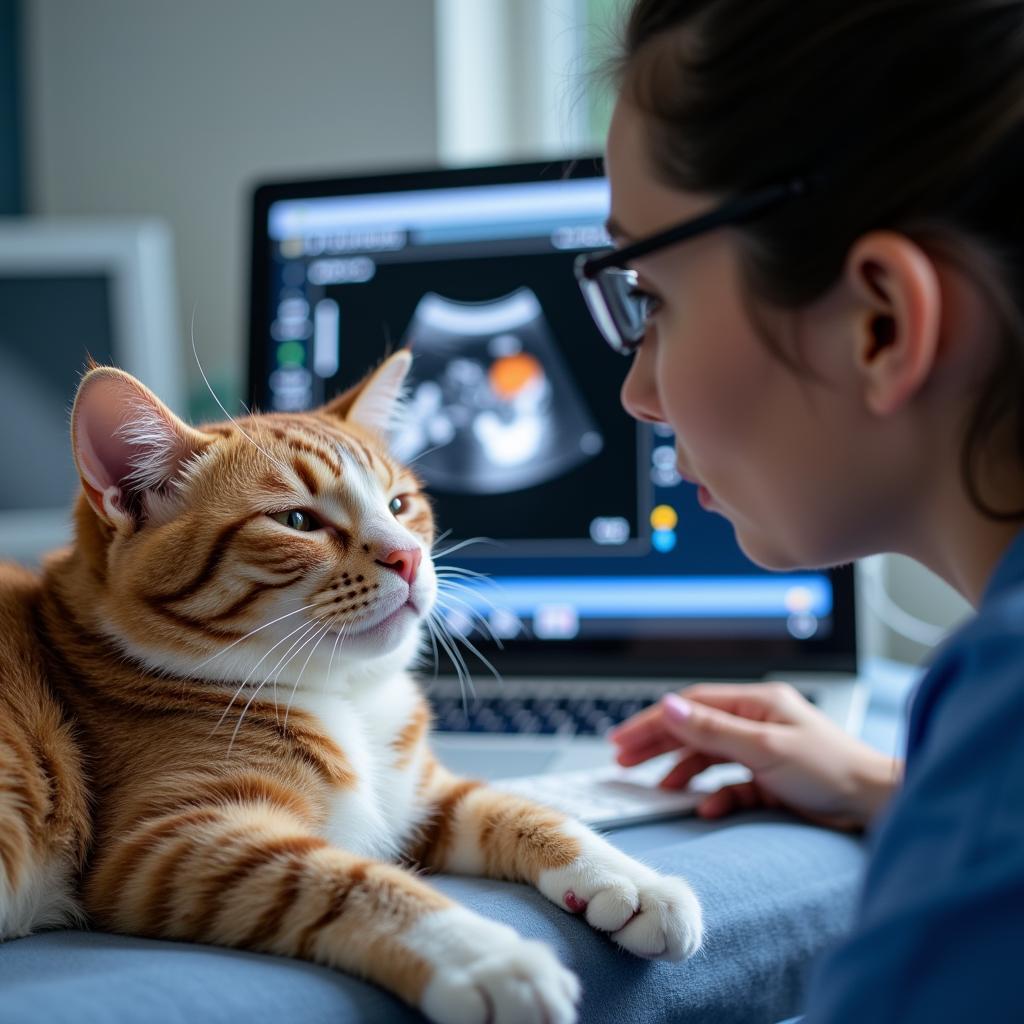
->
[0,351,702,1024]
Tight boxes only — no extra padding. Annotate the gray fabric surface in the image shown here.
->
[0,817,864,1024]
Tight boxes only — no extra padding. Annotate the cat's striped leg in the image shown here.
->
[410,759,703,961]
[85,799,579,1024]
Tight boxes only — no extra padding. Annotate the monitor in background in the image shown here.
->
[248,159,856,682]
[0,219,185,563]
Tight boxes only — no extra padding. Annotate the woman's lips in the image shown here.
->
[677,462,716,509]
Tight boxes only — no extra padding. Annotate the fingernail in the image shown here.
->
[662,694,692,723]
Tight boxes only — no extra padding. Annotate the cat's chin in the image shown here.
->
[335,602,423,657]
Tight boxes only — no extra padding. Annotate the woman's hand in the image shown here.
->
[609,682,901,831]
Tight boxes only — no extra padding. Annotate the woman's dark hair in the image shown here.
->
[612,0,1024,519]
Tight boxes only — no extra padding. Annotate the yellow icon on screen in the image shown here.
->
[650,504,678,531]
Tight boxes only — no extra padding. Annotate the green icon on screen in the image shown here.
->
[277,341,305,366]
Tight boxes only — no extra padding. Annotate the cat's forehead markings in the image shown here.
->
[336,446,383,509]
[267,425,344,478]
[340,433,397,490]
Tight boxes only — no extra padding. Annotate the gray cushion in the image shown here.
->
[0,815,864,1024]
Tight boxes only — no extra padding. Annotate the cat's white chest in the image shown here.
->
[289,677,426,861]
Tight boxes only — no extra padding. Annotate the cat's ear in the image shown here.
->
[320,349,412,435]
[71,366,211,528]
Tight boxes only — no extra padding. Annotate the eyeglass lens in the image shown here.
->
[584,267,649,355]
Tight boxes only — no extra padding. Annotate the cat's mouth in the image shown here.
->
[344,598,419,638]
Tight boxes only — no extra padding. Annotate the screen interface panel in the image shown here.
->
[257,175,839,658]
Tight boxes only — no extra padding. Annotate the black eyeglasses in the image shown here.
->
[574,178,813,355]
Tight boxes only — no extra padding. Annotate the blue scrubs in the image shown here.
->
[803,531,1024,1021]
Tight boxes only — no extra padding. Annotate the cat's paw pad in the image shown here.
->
[409,909,580,1024]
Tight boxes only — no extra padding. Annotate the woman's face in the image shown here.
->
[605,98,908,570]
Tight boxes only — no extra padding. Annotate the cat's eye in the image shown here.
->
[389,495,409,516]
[270,509,321,532]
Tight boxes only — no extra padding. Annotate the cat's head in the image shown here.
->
[66,351,438,689]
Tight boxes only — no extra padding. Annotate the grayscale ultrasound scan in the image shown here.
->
[392,287,604,495]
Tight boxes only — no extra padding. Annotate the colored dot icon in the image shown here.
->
[650,505,678,553]
[650,504,678,531]
[276,340,305,366]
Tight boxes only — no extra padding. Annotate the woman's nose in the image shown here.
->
[620,342,664,425]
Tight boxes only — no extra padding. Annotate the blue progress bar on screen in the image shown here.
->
[452,575,832,618]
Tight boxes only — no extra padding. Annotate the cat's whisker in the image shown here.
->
[189,308,290,476]
[435,578,515,646]
[432,569,495,585]
[320,620,351,699]
[425,614,471,716]
[209,614,318,737]
[427,608,477,710]
[433,572,500,592]
[434,574,505,611]
[228,616,326,753]
[434,587,504,649]
[421,613,441,681]
[282,619,336,730]
[433,599,503,685]
[405,442,448,467]
[431,528,453,550]
[267,616,328,726]
[194,602,318,671]
[433,565,504,592]
[431,536,501,559]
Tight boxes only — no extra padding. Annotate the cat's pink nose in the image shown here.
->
[376,547,421,585]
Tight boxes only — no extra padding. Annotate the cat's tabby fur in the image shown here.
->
[0,352,702,1024]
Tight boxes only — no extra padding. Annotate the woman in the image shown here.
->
[576,1,1024,1019]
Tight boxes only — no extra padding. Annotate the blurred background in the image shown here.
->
[0,0,970,662]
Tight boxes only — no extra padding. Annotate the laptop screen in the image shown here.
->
[249,158,856,678]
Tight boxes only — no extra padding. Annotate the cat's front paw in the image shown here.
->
[537,821,702,961]
[404,907,580,1024]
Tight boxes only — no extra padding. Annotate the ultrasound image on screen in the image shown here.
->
[392,288,603,496]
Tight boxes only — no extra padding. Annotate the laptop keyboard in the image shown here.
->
[429,695,654,736]
[430,689,818,736]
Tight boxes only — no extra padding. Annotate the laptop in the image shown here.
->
[247,157,866,800]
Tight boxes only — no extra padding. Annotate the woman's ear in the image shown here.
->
[71,366,212,529]
[320,348,412,435]
[844,231,943,417]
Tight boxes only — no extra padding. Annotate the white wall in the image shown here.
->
[23,0,438,414]
[436,0,590,165]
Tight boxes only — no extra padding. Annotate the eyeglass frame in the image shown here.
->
[574,177,815,355]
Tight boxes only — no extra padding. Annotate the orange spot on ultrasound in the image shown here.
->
[489,352,544,400]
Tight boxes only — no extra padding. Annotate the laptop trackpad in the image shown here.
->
[431,737,613,780]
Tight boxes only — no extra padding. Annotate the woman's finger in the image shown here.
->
[680,681,808,723]
[695,781,767,819]
[607,702,669,749]
[658,750,720,790]
[614,733,688,767]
